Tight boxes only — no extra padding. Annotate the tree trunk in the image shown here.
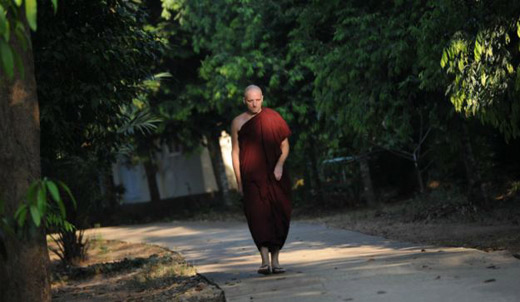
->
[308,139,324,204]
[0,20,51,302]
[460,120,488,208]
[102,168,119,211]
[143,158,161,203]
[303,161,313,203]
[206,131,231,207]
[413,154,425,193]
[358,155,377,207]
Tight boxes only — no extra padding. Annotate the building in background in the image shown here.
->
[112,131,237,204]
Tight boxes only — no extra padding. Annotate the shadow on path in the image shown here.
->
[88,220,520,302]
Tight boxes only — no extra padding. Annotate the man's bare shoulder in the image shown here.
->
[231,112,250,131]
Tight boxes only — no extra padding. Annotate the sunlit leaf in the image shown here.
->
[0,5,8,41]
[440,50,448,68]
[25,0,37,31]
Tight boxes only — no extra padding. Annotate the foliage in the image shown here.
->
[13,177,76,231]
[0,178,76,258]
[143,0,520,211]
[441,0,520,141]
[31,0,164,264]
[0,0,58,79]
[34,0,165,165]
[48,229,89,265]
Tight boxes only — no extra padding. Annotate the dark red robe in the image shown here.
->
[238,107,292,253]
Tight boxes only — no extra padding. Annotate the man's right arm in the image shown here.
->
[231,118,242,195]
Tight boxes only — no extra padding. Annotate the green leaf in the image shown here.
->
[26,180,39,203]
[440,50,448,68]
[15,205,27,227]
[37,183,47,213]
[0,5,9,41]
[55,197,66,218]
[46,180,60,203]
[63,221,75,232]
[14,0,23,7]
[474,40,481,61]
[14,21,28,51]
[51,0,58,14]
[29,204,41,227]
[57,180,77,209]
[25,0,37,31]
[457,59,465,72]
[0,39,14,79]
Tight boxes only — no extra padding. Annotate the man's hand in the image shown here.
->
[274,164,283,181]
[238,182,243,196]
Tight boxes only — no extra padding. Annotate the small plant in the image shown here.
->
[0,177,77,259]
[14,177,76,232]
[48,229,90,265]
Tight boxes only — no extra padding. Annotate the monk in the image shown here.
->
[231,84,292,275]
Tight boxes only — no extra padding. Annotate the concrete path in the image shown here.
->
[87,220,520,302]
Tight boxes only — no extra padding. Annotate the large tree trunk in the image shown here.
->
[0,21,51,302]
[460,120,488,208]
[206,130,231,207]
[358,155,377,207]
[143,158,161,203]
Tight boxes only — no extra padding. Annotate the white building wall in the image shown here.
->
[112,162,151,204]
[113,143,220,204]
[113,132,235,204]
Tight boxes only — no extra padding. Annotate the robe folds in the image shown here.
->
[238,107,292,253]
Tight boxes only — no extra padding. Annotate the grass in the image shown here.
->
[129,255,197,291]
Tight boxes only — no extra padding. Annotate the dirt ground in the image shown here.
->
[294,207,520,256]
[48,237,225,302]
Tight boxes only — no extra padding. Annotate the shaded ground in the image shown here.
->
[298,213,520,256]
[145,204,520,256]
[292,198,520,256]
[49,239,225,302]
[99,186,520,257]
[88,220,520,302]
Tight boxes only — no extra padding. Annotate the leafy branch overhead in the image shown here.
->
[442,15,520,141]
[0,0,58,79]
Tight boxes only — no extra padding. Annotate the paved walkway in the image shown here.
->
[87,220,520,302]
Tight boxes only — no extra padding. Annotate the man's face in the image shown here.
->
[244,89,263,114]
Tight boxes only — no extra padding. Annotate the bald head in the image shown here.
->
[244,84,262,98]
[243,84,263,114]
